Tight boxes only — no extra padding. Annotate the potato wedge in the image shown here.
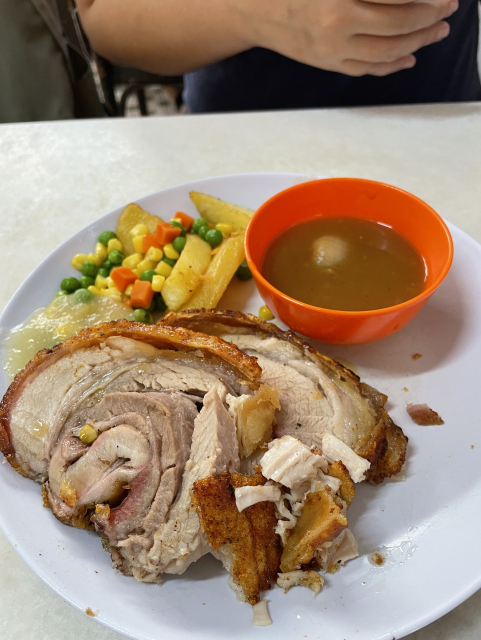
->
[116,203,164,256]
[190,192,253,231]
[181,231,245,310]
[161,234,212,311]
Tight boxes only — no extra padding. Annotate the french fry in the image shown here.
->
[161,234,212,311]
[190,192,253,231]
[116,203,164,256]
[181,231,245,310]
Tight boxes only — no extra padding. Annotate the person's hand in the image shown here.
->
[237,0,458,76]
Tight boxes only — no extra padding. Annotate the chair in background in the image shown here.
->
[93,56,184,117]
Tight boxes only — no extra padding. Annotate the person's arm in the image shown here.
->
[77,0,457,77]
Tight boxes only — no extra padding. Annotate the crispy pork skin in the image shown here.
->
[161,310,408,483]
[191,470,281,605]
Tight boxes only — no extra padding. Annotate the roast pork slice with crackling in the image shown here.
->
[0,321,259,480]
[0,321,274,581]
[161,310,408,483]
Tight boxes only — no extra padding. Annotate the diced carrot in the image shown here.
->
[142,234,162,252]
[130,279,154,309]
[173,211,194,231]
[110,267,138,292]
[155,222,181,245]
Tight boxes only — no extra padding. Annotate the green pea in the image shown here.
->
[172,236,186,253]
[205,229,223,247]
[140,269,156,282]
[61,277,81,293]
[101,260,112,271]
[191,217,209,234]
[198,225,209,240]
[235,260,252,281]
[133,308,152,324]
[81,261,98,278]
[109,250,125,265]
[162,256,176,267]
[79,276,95,289]
[170,221,186,237]
[74,288,94,304]
[155,294,167,312]
[55,290,68,298]
[97,268,109,278]
[98,231,117,246]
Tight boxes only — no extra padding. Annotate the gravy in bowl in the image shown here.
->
[261,216,426,312]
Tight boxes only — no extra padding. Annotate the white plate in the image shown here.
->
[1,173,480,640]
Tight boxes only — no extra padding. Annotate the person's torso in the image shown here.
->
[184,0,480,113]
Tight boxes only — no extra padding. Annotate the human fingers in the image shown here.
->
[350,20,450,63]
[341,54,416,76]
[356,0,457,37]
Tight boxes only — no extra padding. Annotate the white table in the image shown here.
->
[1,103,480,640]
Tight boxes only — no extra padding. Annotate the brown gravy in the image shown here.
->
[261,216,426,311]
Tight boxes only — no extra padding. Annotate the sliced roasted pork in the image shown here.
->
[161,310,408,484]
[0,320,278,582]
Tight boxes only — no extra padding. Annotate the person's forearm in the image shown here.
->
[76,0,253,75]
[77,0,457,79]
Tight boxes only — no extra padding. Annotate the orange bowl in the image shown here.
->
[245,178,453,344]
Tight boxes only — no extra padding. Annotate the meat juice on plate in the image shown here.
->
[261,216,426,311]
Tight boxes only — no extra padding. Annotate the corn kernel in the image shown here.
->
[215,223,233,237]
[71,253,88,271]
[152,275,166,292]
[259,305,274,321]
[95,242,108,264]
[133,236,146,254]
[164,243,180,260]
[155,261,173,278]
[146,246,163,263]
[85,252,101,267]
[95,274,108,289]
[170,217,183,225]
[130,223,149,238]
[107,238,123,253]
[107,276,117,288]
[125,283,134,297]
[122,253,143,270]
[100,288,122,301]
[88,285,101,295]
[79,424,98,444]
[136,259,155,275]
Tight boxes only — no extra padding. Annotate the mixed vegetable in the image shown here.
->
[57,193,254,323]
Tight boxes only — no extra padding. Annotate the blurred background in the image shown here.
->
[1,0,481,123]
[0,0,184,123]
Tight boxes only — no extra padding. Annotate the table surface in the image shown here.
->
[1,103,480,640]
